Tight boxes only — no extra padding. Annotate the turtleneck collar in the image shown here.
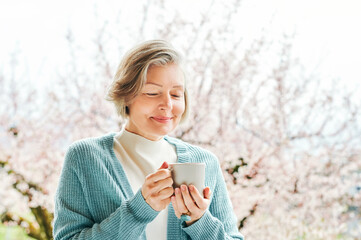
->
[113,127,177,174]
[118,128,168,153]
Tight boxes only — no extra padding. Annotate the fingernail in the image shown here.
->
[181,185,186,191]
[159,161,168,169]
[175,188,180,194]
[189,185,194,191]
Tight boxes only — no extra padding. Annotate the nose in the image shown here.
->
[159,93,172,110]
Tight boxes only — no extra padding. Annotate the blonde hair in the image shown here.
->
[106,40,189,123]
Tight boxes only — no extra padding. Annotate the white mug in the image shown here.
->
[169,163,205,193]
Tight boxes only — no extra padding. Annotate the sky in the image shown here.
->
[0,0,360,95]
[243,0,361,92]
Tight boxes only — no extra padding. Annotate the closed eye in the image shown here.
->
[145,93,158,96]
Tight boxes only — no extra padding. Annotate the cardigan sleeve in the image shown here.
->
[53,145,159,240]
[181,157,244,240]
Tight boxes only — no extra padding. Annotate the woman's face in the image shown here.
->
[125,63,185,141]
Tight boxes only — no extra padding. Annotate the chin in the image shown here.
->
[152,126,174,136]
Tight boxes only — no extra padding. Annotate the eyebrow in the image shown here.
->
[145,82,184,89]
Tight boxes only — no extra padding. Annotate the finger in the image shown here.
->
[171,196,181,218]
[175,187,188,213]
[181,185,198,212]
[188,185,207,209]
[152,177,173,194]
[146,169,171,183]
[157,186,174,200]
[142,175,172,200]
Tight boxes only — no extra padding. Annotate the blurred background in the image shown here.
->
[1,0,360,239]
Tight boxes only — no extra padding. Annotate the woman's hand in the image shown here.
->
[141,161,174,211]
[171,184,211,226]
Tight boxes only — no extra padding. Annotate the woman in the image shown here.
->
[53,40,244,240]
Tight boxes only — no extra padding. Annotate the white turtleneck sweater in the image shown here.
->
[113,128,177,240]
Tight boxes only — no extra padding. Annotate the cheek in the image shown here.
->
[129,101,152,118]
[174,101,185,116]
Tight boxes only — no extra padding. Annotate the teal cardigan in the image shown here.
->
[53,133,244,240]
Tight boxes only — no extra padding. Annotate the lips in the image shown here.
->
[151,116,173,123]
